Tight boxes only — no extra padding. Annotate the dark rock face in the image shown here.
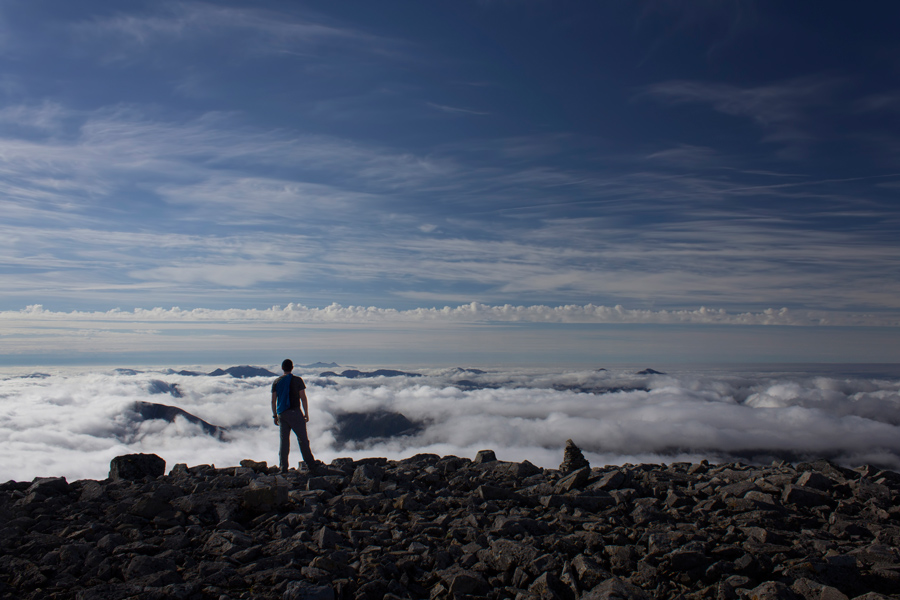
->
[2,453,900,600]
[108,453,166,481]
[332,410,423,445]
[132,401,226,439]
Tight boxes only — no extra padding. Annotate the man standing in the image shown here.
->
[271,359,319,474]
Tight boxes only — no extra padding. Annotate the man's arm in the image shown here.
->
[271,391,279,425]
[300,389,310,423]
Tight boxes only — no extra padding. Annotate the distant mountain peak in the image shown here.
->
[300,361,340,369]
[320,369,422,379]
[208,365,277,378]
[636,368,665,375]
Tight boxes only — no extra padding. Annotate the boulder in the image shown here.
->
[242,476,289,510]
[583,577,648,600]
[783,484,832,507]
[748,581,799,600]
[556,466,591,492]
[283,581,335,600]
[473,449,497,464]
[109,453,165,481]
[26,477,69,495]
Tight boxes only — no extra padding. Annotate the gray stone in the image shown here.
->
[202,530,252,556]
[109,453,165,481]
[351,463,383,492]
[240,459,268,472]
[748,581,799,600]
[130,495,174,519]
[26,476,69,495]
[448,571,488,596]
[664,549,708,572]
[591,469,626,491]
[316,526,342,550]
[582,577,648,600]
[242,476,289,509]
[798,471,836,492]
[283,581,335,600]
[556,466,591,493]
[791,578,849,600]
[477,484,522,502]
[783,484,832,507]
[528,571,569,599]
[572,554,611,590]
[473,449,497,464]
[490,539,540,571]
[123,554,180,583]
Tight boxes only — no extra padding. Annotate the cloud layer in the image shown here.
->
[2,365,899,482]
[5,302,897,327]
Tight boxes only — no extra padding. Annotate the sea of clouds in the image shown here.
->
[2,364,900,482]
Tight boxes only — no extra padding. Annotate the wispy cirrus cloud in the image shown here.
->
[635,0,757,62]
[0,97,897,314]
[643,76,843,154]
[426,102,490,117]
[856,91,900,113]
[71,2,402,62]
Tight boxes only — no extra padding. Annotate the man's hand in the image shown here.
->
[304,414,309,423]
[273,415,279,426]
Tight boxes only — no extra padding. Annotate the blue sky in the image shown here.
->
[1,1,899,366]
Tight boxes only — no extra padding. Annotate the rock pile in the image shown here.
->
[559,440,590,474]
[2,449,900,600]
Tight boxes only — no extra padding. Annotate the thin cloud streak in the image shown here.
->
[643,76,843,152]
[3,302,897,327]
[72,2,402,62]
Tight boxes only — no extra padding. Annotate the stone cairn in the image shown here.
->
[1,449,900,600]
[559,440,590,474]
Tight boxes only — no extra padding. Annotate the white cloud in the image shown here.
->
[2,302,897,328]
[2,366,899,482]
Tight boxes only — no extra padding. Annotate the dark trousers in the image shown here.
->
[278,409,316,471]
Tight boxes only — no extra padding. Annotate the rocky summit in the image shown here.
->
[2,448,900,600]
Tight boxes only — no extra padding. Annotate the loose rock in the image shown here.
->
[0,452,898,599]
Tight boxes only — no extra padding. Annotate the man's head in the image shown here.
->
[282,359,293,373]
